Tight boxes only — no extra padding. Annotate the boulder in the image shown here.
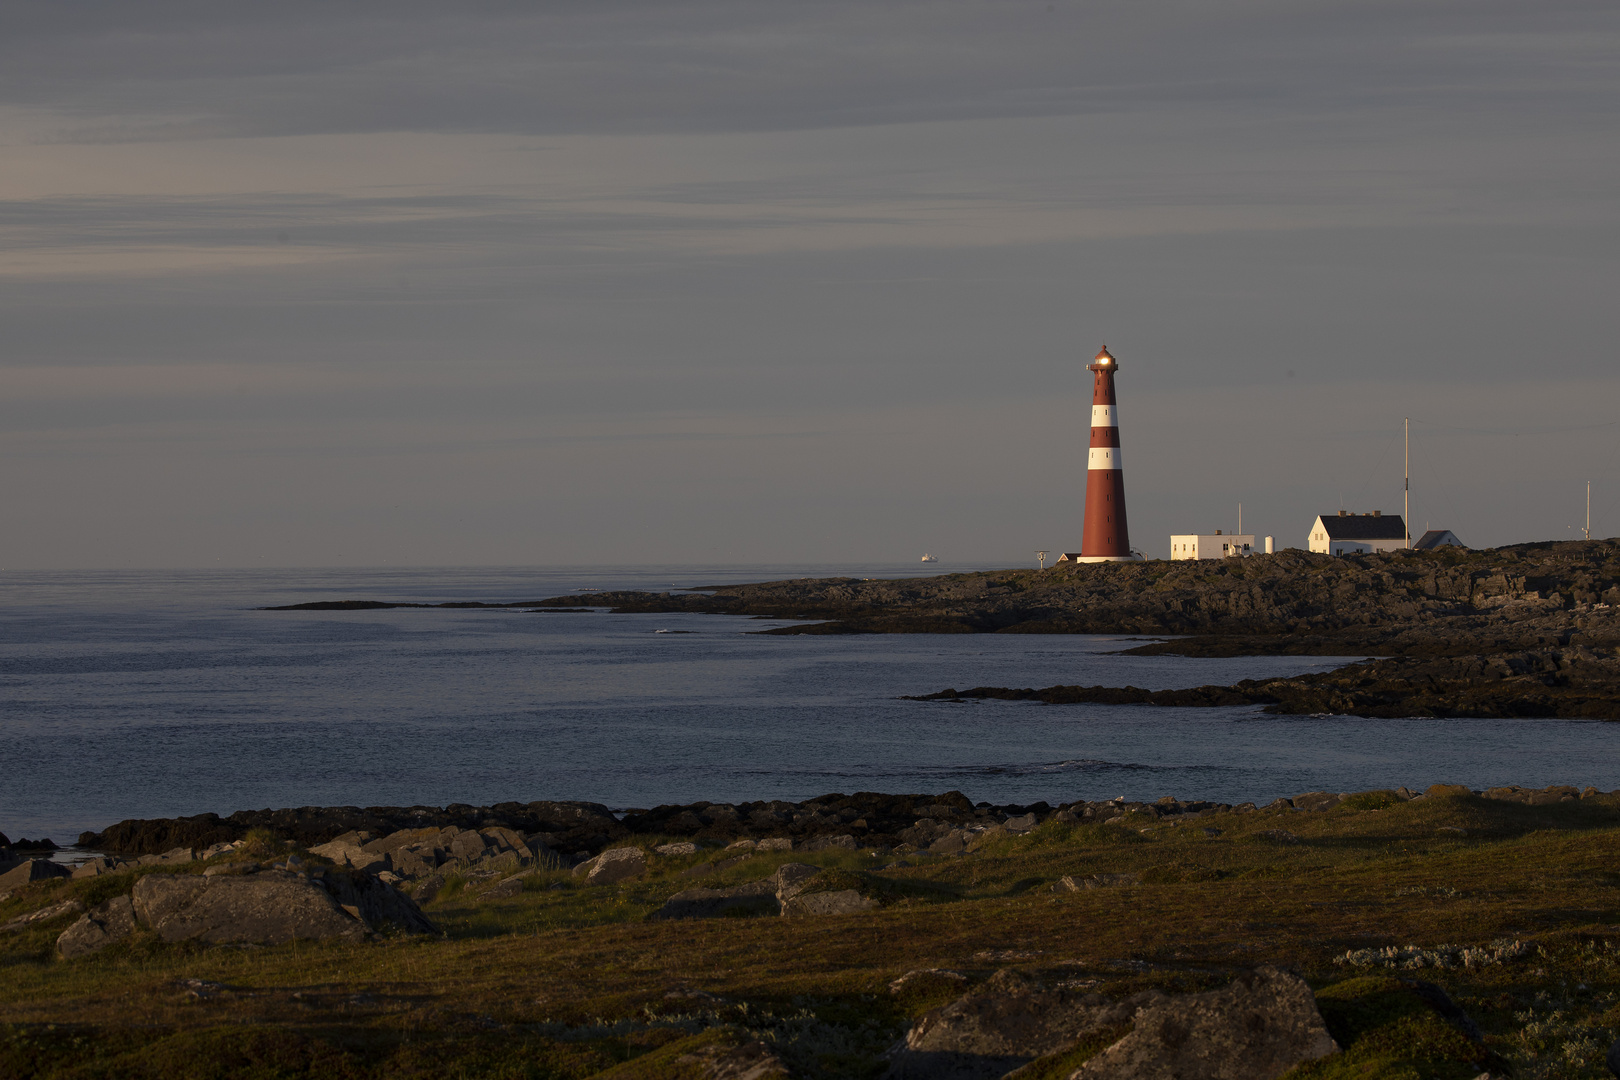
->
[887,968,1154,1080]
[756,838,794,852]
[0,858,73,896]
[136,846,195,867]
[131,871,367,945]
[319,870,440,934]
[781,889,876,917]
[1291,792,1344,813]
[801,834,858,852]
[576,846,647,885]
[1003,813,1038,833]
[1,898,84,934]
[57,896,138,957]
[482,876,528,900]
[930,831,968,855]
[72,856,132,879]
[1073,967,1338,1079]
[773,863,823,901]
[650,880,781,920]
[656,841,699,856]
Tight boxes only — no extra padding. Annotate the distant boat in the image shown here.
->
[920,553,939,563]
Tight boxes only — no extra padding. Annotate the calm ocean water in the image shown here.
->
[1,564,1615,844]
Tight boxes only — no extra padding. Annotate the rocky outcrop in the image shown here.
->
[56,896,137,958]
[889,967,1336,1080]
[781,889,877,917]
[1073,967,1337,1079]
[649,863,844,920]
[887,968,1154,1079]
[0,858,72,898]
[79,799,623,858]
[56,865,436,957]
[132,871,370,945]
[0,898,84,934]
[916,644,1620,719]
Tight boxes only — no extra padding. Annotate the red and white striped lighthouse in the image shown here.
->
[1078,345,1139,562]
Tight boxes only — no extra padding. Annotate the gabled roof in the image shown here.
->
[1413,529,1465,550]
[1316,513,1407,540]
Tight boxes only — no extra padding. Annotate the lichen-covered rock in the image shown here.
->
[575,846,646,885]
[2,898,84,934]
[1073,966,1338,1079]
[57,896,137,957]
[0,858,72,896]
[780,889,876,917]
[887,968,1153,1080]
[132,870,367,945]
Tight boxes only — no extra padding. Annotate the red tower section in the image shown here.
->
[1079,346,1136,561]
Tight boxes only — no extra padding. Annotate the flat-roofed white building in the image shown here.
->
[1308,511,1408,555]
[1170,531,1255,560]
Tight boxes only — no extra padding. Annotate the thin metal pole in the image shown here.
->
[1586,481,1592,541]
[1404,418,1410,548]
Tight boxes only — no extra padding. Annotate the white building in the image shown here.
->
[1308,511,1408,555]
[1170,532,1256,560]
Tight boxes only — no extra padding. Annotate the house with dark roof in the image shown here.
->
[1307,511,1408,556]
[1412,529,1465,550]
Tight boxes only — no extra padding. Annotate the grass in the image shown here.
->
[6,790,1620,1077]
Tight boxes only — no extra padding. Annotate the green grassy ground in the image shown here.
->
[6,788,1620,1078]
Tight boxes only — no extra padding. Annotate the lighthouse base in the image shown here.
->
[1059,553,1144,564]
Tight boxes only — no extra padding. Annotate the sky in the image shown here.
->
[1,0,1617,568]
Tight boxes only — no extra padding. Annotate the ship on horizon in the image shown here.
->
[920,553,938,563]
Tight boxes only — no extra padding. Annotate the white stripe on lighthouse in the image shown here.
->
[1088,446,1123,470]
[1090,405,1117,428]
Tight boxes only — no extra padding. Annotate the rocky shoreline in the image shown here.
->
[264,539,1620,719]
[913,644,1620,719]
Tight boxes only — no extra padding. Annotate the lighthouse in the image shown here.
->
[1077,345,1139,562]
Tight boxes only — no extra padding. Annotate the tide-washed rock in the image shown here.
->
[575,846,647,885]
[781,889,877,917]
[1073,967,1338,1079]
[1,899,84,934]
[0,858,73,896]
[887,968,1155,1080]
[131,871,367,945]
[57,896,138,957]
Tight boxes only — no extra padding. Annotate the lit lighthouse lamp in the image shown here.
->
[1077,345,1141,562]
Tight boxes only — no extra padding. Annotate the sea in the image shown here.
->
[2,563,1615,846]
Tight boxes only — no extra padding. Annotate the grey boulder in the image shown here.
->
[887,968,1154,1080]
[1,898,85,934]
[1073,966,1338,1079]
[57,896,137,958]
[132,871,367,945]
[0,858,73,897]
[650,880,781,920]
[575,847,646,885]
[780,889,877,917]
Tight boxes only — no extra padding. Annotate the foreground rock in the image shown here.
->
[56,897,137,958]
[888,967,1336,1080]
[55,868,436,956]
[1073,967,1338,1079]
[887,968,1153,1079]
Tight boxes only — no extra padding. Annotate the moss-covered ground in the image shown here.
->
[6,788,1620,1078]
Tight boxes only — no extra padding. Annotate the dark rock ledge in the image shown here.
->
[909,645,1620,719]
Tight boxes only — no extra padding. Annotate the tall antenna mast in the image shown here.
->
[1404,418,1410,548]
[1586,481,1592,542]
[1238,503,1242,536]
